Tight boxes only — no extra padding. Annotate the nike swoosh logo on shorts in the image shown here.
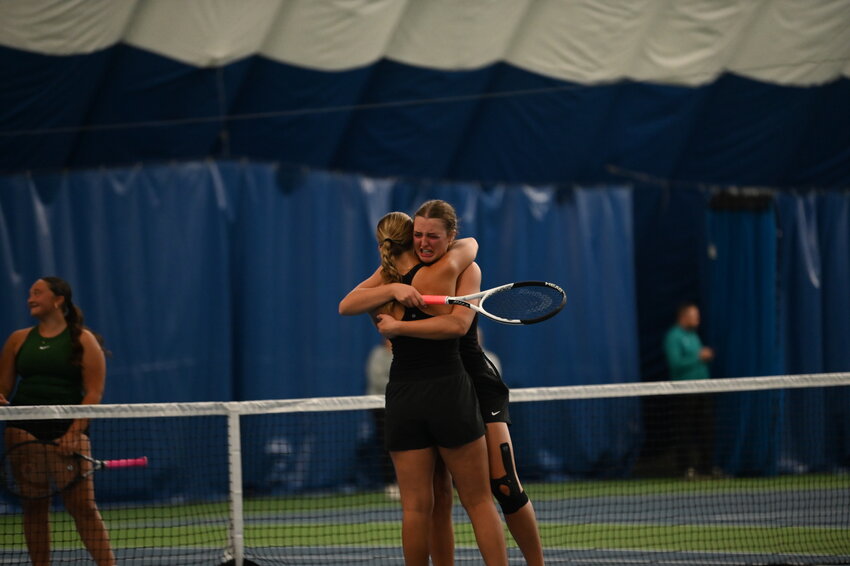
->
[490,411,501,416]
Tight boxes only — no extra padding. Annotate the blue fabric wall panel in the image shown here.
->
[705,209,782,377]
[230,165,389,400]
[673,75,820,186]
[332,60,493,178]
[816,193,850,468]
[0,177,50,324]
[775,192,850,471]
[228,58,372,168]
[568,187,640,385]
[565,189,644,471]
[776,194,827,471]
[784,79,850,187]
[777,194,824,373]
[817,192,850,372]
[448,64,619,184]
[0,46,112,173]
[705,208,783,476]
[3,47,848,189]
[605,83,708,181]
[70,46,244,168]
[81,164,234,403]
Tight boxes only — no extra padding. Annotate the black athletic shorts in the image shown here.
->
[6,419,80,442]
[472,371,511,424]
[385,372,485,452]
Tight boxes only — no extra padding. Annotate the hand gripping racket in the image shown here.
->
[1,439,148,499]
[422,281,566,325]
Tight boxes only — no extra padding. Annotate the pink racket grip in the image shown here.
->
[421,295,449,305]
[103,456,148,469]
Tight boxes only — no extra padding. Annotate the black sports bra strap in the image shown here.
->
[401,262,427,285]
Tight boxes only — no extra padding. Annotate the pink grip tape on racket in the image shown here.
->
[101,456,148,469]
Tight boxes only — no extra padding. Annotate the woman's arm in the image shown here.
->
[376,263,481,340]
[341,236,476,318]
[339,267,424,315]
[444,237,478,275]
[60,330,106,449]
[0,329,26,405]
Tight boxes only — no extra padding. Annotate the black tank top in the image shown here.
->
[389,263,464,382]
[459,315,501,380]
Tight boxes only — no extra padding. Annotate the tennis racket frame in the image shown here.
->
[422,280,566,325]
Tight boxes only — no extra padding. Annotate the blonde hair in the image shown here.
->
[414,199,458,236]
[376,212,413,284]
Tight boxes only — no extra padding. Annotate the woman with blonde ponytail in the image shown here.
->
[0,277,115,566]
[340,203,509,566]
[376,211,413,284]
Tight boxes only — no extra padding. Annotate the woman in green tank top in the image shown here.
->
[0,277,115,566]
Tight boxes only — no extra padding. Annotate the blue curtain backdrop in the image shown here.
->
[776,193,850,472]
[703,205,783,476]
[2,161,849,498]
[0,160,641,500]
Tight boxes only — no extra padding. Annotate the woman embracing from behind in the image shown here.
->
[0,277,115,566]
[340,202,508,566]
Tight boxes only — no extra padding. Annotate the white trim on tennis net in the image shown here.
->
[1,373,848,420]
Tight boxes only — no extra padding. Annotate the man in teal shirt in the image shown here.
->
[664,303,713,381]
[664,303,715,478]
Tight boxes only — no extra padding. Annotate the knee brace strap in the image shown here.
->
[491,442,529,515]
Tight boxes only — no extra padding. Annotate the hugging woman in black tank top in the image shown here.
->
[375,251,545,566]
[339,202,508,566]
[381,298,545,566]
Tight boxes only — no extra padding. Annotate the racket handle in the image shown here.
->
[421,295,448,305]
[103,456,148,469]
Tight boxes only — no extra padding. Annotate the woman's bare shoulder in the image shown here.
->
[3,327,32,353]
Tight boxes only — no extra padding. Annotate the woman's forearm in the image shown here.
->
[339,285,397,316]
[383,309,474,340]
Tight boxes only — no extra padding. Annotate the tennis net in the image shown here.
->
[1,373,848,565]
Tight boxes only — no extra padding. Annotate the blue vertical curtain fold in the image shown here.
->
[776,193,850,472]
[703,203,783,476]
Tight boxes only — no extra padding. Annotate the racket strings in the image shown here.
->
[481,286,564,320]
[2,441,78,498]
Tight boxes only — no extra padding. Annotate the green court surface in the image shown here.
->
[2,474,848,560]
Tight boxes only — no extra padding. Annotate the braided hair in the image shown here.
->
[376,212,413,284]
[40,277,108,366]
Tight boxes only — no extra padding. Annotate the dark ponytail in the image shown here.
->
[40,277,109,366]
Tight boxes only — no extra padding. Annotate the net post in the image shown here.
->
[227,408,245,566]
